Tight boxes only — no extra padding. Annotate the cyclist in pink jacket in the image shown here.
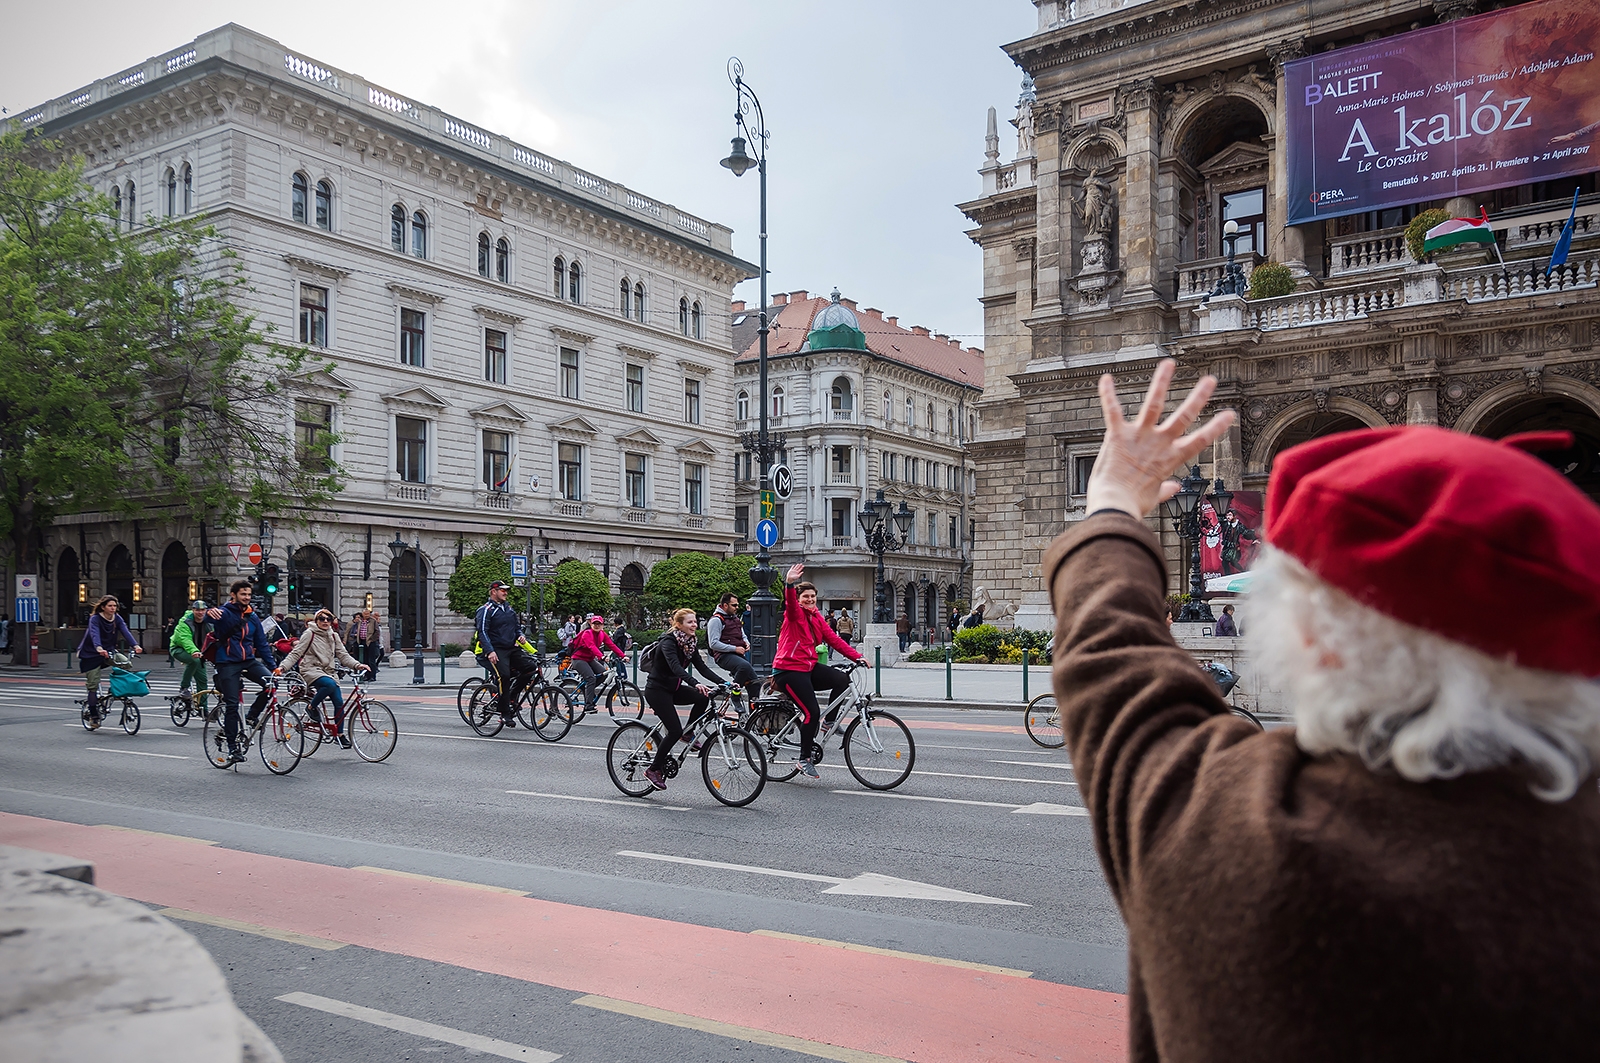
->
[773,563,867,779]
[568,614,624,716]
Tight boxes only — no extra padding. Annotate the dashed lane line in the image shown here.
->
[749,929,1033,978]
[161,908,347,950]
[829,791,1024,809]
[351,865,529,895]
[573,994,902,1063]
[86,747,190,760]
[278,992,560,1061]
[991,759,1076,771]
[506,790,691,812]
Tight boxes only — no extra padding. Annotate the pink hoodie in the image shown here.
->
[774,584,866,672]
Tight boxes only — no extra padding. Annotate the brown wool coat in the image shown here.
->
[1044,511,1600,1063]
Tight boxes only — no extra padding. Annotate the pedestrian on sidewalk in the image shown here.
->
[837,610,854,644]
[348,606,383,670]
[1046,358,1600,1061]
[895,612,910,653]
[1215,603,1237,636]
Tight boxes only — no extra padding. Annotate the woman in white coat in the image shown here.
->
[277,609,370,747]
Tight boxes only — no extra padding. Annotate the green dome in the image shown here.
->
[804,289,867,351]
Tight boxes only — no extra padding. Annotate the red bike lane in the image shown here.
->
[1,812,1125,1062]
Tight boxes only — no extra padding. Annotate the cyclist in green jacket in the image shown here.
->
[169,600,209,705]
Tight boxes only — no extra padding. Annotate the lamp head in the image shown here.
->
[720,136,755,177]
[870,491,893,527]
[892,502,915,535]
[1210,479,1234,517]
[387,533,407,561]
[1223,219,1240,237]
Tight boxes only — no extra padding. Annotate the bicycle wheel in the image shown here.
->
[466,685,505,737]
[200,712,234,769]
[701,725,767,807]
[78,701,97,732]
[282,670,308,699]
[1024,692,1066,749]
[1228,705,1266,731]
[556,677,587,719]
[607,681,645,722]
[606,721,661,798]
[119,699,141,736]
[457,676,487,725]
[526,687,575,742]
[259,706,305,775]
[743,705,801,782]
[288,696,325,757]
[842,710,916,790]
[168,695,192,727]
[349,700,398,762]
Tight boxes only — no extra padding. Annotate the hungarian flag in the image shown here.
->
[1423,216,1496,254]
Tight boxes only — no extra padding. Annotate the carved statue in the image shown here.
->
[1014,101,1035,158]
[960,587,1017,630]
[1075,168,1116,239]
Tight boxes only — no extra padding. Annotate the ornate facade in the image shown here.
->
[962,0,1600,628]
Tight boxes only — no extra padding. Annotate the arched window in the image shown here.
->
[691,300,703,339]
[315,180,332,229]
[736,390,749,421]
[831,377,853,415]
[411,211,427,258]
[477,232,491,277]
[125,181,136,228]
[947,408,955,437]
[567,260,582,303]
[292,172,308,224]
[553,256,565,296]
[164,168,177,217]
[495,238,510,283]
[112,185,122,227]
[181,164,192,213]
[679,297,690,335]
[634,281,646,322]
[771,386,785,418]
[883,391,892,422]
[620,277,632,318]
[391,204,405,252]
[928,403,935,431]
[906,397,915,426]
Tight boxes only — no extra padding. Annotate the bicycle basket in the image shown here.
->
[109,668,151,698]
[1203,661,1240,698]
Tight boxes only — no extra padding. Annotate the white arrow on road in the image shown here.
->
[617,850,1026,906]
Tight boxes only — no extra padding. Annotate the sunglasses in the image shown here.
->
[315,616,333,623]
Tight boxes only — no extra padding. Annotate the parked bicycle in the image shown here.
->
[558,653,644,723]
[742,660,915,790]
[606,683,767,807]
[77,649,145,735]
[291,668,397,762]
[200,676,306,774]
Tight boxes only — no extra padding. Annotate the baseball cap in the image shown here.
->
[191,599,208,609]
[489,580,510,590]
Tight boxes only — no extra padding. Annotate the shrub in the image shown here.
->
[905,648,946,663]
[954,623,1004,661]
[643,552,755,620]
[445,529,528,619]
[1247,261,1295,299]
[1405,208,1451,263]
[441,642,464,658]
[996,643,1027,664]
[955,656,990,664]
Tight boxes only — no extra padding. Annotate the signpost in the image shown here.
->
[247,543,262,566]
[755,518,779,549]
[532,551,556,650]
[760,490,776,520]
[770,463,793,500]
[14,575,39,624]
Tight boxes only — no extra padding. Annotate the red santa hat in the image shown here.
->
[1265,426,1600,678]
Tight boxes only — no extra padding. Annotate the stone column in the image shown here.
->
[1268,39,1308,275]
[1032,103,1065,316]
[1117,79,1161,302]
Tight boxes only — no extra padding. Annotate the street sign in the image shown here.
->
[513,577,528,587]
[15,575,38,600]
[770,463,793,500]
[508,554,528,577]
[247,543,263,565]
[760,490,776,519]
[755,518,779,549]
[14,598,39,623]
[227,544,243,564]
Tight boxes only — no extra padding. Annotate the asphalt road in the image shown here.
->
[0,668,1129,1062]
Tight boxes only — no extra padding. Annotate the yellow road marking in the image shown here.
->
[351,865,529,896]
[158,908,347,950]
[751,929,1033,978]
[95,825,217,845]
[573,995,905,1063]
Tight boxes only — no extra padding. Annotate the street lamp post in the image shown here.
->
[388,532,425,685]
[721,58,783,678]
[857,490,914,624]
[1218,218,1246,297]
[1161,467,1231,624]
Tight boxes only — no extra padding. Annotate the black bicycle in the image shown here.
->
[464,659,574,741]
[605,683,767,807]
[742,660,915,790]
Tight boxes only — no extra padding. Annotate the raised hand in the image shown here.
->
[1087,359,1237,519]
[785,563,804,583]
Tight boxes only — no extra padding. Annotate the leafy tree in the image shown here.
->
[643,552,761,619]
[549,560,611,620]
[0,132,337,660]
[445,543,529,621]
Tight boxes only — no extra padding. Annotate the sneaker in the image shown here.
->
[643,768,667,791]
[798,759,821,780]
[227,745,246,764]
[337,735,353,750]
[306,708,323,724]
[502,713,517,728]
[244,711,260,728]
[689,737,705,754]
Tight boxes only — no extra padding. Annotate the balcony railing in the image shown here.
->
[831,536,854,548]
[390,483,430,502]
[683,516,708,529]
[554,501,586,518]
[623,508,652,524]
[481,491,515,511]
[830,472,855,485]
[1175,253,1265,302]
[831,409,854,422]
[1328,229,1412,277]
[1443,247,1600,301]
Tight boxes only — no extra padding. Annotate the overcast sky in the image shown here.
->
[1,1,1036,347]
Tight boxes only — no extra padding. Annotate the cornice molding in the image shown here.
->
[471,304,524,325]
[385,281,444,304]
[551,325,596,346]
[381,384,450,409]
[283,254,349,279]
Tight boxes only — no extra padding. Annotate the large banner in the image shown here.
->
[1286,0,1599,225]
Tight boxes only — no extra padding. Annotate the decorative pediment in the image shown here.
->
[473,304,525,325]
[469,400,530,424]
[380,385,450,409]
[615,427,664,449]
[1199,141,1269,179]
[386,281,445,304]
[675,436,717,457]
[283,254,349,279]
[550,415,600,438]
[288,368,358,394]
[551,325,595,346]
[678,359,716,377]
[617,343,659,361]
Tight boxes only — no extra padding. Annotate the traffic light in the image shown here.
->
[263,564,281,596]
[285,567,298,605]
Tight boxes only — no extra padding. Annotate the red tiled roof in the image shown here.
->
[733,294,983,389]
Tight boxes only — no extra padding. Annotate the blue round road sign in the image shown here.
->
[755,518,779,548]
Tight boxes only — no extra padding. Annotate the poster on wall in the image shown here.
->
[1200,491,1263,588]
[1285,0,1599,225]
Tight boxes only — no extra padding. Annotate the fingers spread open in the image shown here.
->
[1137,359,1176,427]
[1097,373,1128,431]
[1159,373,1218,436]
[1173,409,1238,465]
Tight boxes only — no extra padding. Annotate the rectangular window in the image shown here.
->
[831,504,849,538]
[484,329,507,384]
[889,454,898,481]
[831,446,852,476]
[1072,454,1096,495]
[400,308,425,367]
[625,364,644,413]
[625,453,647,508]
[949,515,958,548]
[294,400,333,472]
[685,378,702,424]
[928,514,937,546]
[1222,187,1267,256]
[483,430,511,493]
[396,416,427,483]
[734,505,749,540]
[558,442,583,501]
[298,284,327,348]
[559,347,580,399]
[684,463,704,515]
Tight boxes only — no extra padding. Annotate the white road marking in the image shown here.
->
[87,747,189,759]
[921,743,1052,754]
[163,909,345,950]
[893,769,1078,787]
[277,992,560,1061]
[507,790,690,812]
[1011,802,1091,816]
[617,850,1025,906]
[830,790,1021,808]
[990,759,1075,771]
[574,995,900,1063]
[400,731,609,752]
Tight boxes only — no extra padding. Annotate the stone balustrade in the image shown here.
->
[1328,228,1413,277]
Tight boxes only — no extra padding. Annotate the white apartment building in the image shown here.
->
[4,25,756,650]
[730,291,983,640]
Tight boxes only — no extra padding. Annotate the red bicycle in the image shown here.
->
[290,669,397,763]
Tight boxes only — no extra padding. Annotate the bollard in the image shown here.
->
[945,645,953,701]
[440,648,446,685]
[874,646,881,696]
[632,646,639,685]
[1022,649,1030,702]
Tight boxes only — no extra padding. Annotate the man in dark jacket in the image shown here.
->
[707,592,760,701]
[206,579,277,762]
[1047,359,1600,1061]
[475,581,529,724]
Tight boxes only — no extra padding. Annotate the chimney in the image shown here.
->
[885,316,898,327]
[772,293,789,305]
[731,300,746,313]
[861,307,883,318]
[935,333,949,342]
[790,290,809,301]
[912,326,931,337]
[842,297,858,310]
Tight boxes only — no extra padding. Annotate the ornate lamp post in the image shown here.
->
[857,489,914,624]
[1161,467,1231,623]
[1217,218,1246,297]
[388,532,425,684]
[721,58,784,678]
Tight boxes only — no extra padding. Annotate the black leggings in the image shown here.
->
[644,679,709,771]
[571,657,605,710]
[773,663,850,761]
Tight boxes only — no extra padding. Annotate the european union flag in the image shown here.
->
[1547,188,1580,278]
